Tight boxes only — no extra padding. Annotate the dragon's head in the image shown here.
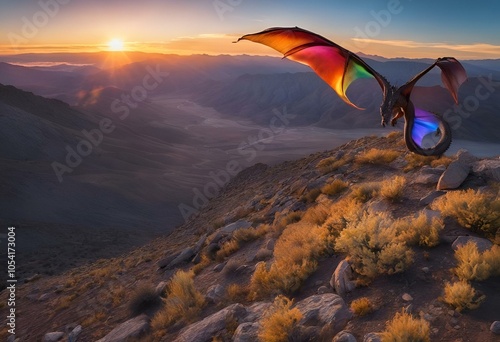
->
[379,86,407,127]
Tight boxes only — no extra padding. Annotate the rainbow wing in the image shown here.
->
[237,27,386,109]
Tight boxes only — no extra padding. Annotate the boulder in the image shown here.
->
[490,321,500,335]
[233,322,260,342]
[157,251,180,269]
[414,173,441,185]
[472,159,500,182]
[330,260,356,297]
[174,304,247,342]
[155,281,168,297]
[68,325,82,342]
[205,284,225,304]
[363,332,381,342]
[437,160,470,190]
[333,330,357,342]
[452,236,493,253]
[244,302,272,323]
[221,220,252,234]
[96,314,149,342]
[43,332,64,342]
[166,247,196,269]
[294,294,352,335]
[420,191,445,206]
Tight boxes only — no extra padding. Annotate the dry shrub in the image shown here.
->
[273,211,303,233]
[432,189,500,239]
[454,242,500,281]
[151,270,204,332]
[192,254,211,275]
[128,284,160,315]
[386,131,401,140]
[250,222,325,296]
[351,183,380,203]
[226,283,249,303]
[258,295,303,342]
[321,198,363,248]
[355,148,399,165]
[380,310,430,342]
[350,297,374,316]
[321,179,348,196]
[404,154,453,172]
[335,212,414,283]
[233,224,269,243]
[302,188,322,203]
[379,176,407,202]
[395,212,444,247]
[442,281,484,312]
[215,239,240,261]
[317,155,352,174]
[302,205,329,225]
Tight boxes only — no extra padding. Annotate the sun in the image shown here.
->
[107,39,125,51]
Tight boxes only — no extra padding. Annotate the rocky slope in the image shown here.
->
[1,133,499,341]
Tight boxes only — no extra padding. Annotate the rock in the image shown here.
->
[43,332,64,342]
[68,325,82,342]
[368,200,389,215]
[318,286,330,294]
[452,236,493,253]
[39,293,54,301]
[421,166,445,174]
[157,252,180,269]
[420,191,446,206]
[193,234,208,253]
[414,173,441,185]
[244,302,272,323]
[166,246,196,269]
[456,150,478,165]
[437,159,470,190]
[333,330,357,342]
[213,262,226,273]
[205,284,225,304]
[490,321,500,334]
[402,293,413,302]
[363,332,381,342]
[330,260,356,297]
[233,322,260,342]
[295,294,352,335]
[421,267,430,273]
[472,159,500,182]
[155,281,168,297]
[25,273,41,283]
[221,220,252,234]
[96,314,149,342]
[422,209,441,220]
[265,239,275,251]
[174,304,247,342]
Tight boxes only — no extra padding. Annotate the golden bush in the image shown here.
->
[317,155,352,174]
[355,148,399,165]
[321,179,348,196]
[442,281,484,312]
[432,189,500,239]
[258,295,303,342]
[350,297,374,316]
[394,212,444,247]
[380,310,430,342]
[379,176,407,202]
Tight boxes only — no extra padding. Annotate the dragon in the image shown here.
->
[236,27,468,156]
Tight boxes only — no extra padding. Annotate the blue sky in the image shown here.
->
[1,0,499,59]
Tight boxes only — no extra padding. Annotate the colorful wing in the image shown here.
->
[236,27,388,109]
[401,57,467,103]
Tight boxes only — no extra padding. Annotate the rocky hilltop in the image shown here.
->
[1,133,499,341]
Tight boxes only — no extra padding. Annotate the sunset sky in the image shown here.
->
[1,0,499,59]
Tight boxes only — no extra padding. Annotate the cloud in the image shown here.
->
[352,38,500,58]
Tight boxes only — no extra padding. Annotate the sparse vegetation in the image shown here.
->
[317,155,352,174]
[226,283,249,303]
[380,310,430,342]
[355,148,399,165]
[233,224,269,243]
[379,176,407,202]
[258,295,303,342]
[192,254,211,275]
[351,183,380,203]
[129,284,160,315]
[454,242,500,281]
[302,204,329,225]
[432,189,500,239]
[350,297,374,316]
[394,212,444,247]
[442,281,484,312]
[321,179,348,196]
[335,212,414,283]
[302,188,322,203]
[215,239,241,261]
[250,222,325,296]
[151,270,205,333]
[404,153,453,172]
